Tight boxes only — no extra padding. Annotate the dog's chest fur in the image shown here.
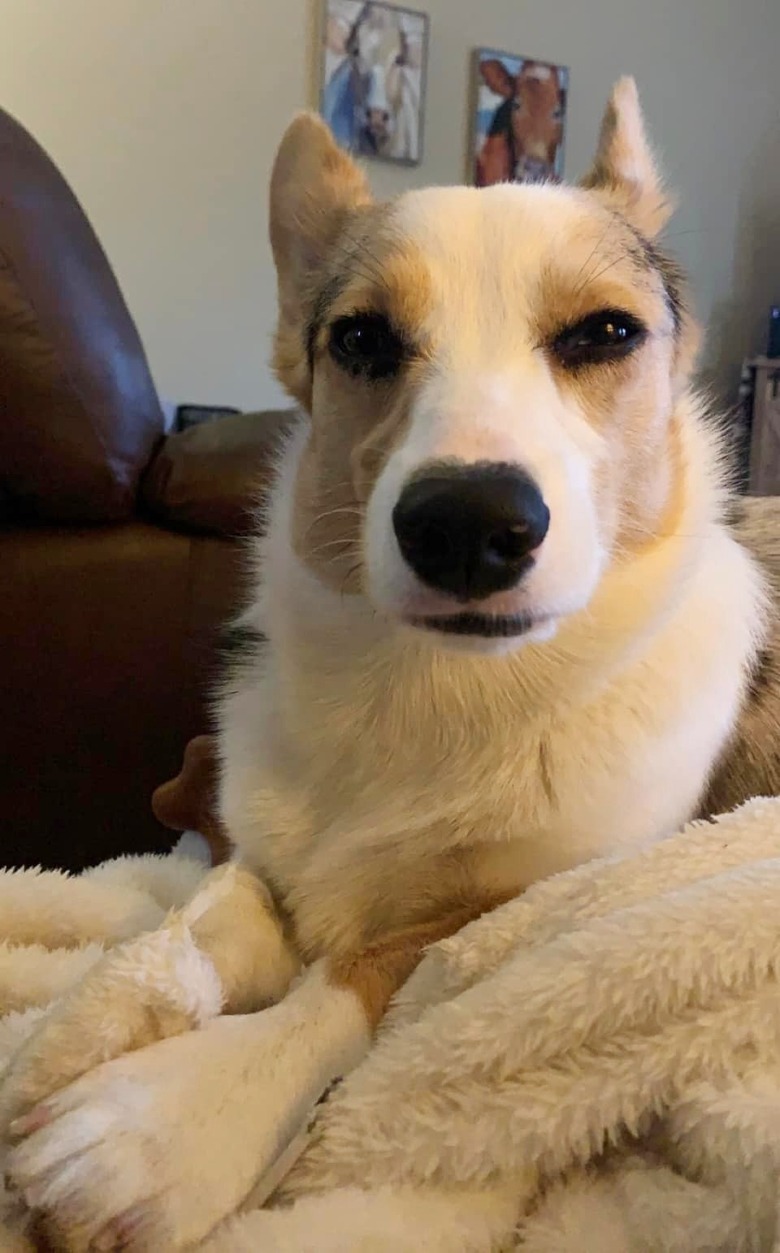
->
[221,517,761,960]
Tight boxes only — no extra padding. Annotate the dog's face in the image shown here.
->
[270,79,694,653]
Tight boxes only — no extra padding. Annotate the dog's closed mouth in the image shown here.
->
[409,612,545,638]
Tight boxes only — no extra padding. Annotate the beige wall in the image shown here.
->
[1,0,778,413]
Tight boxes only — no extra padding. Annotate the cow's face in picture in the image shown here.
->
[481,59,565,183]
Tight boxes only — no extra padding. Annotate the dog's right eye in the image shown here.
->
[329,314,405,381]
[551,309,647,368]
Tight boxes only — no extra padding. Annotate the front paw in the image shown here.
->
[4,1023,264,1252]
[5,963,370,1251]
[0,919,223,1144]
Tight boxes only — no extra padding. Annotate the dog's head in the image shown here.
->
[269,78,696,653]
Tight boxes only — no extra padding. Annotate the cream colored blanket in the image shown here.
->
[2,799,780,1251]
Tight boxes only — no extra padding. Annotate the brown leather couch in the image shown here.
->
[0,104,291,871]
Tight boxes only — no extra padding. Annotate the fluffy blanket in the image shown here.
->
[2,801,780,1251]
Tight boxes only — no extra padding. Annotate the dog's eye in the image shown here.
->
[552,310,647,367]
[329,314,405,381]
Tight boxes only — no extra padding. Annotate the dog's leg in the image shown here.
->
[0,865,300,1140]
[4,902,500,1252]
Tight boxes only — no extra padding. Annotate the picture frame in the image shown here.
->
[320,1,429,167]
[470,49,569,187]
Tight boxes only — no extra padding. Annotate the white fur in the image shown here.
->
[219,171,764,956]
[5,961,369,1250]
[221,394,764,957]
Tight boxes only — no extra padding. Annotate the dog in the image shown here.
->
[4,77,780,1251]
[475,57,566,186]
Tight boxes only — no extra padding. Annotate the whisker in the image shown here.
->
[303,506,364,542]
[578,248,636,291]
[571,225,613,297]
[308,543,363,567]
[661,227,716,242]
[340,561,364,599]
[307,482,364,501]
[309,537,361,555]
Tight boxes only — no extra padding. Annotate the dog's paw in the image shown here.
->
[0,920,222,1143]
[0,864,290,1144]
[4,1020,267,1252]
[4,977,361,1253]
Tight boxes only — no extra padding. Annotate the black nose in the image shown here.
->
[392,463,550,602]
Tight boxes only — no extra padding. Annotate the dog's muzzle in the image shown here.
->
[392,462,550,603]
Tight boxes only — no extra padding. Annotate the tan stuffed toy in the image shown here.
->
[152,736,232,866]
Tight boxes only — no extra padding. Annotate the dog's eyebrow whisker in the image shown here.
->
[572,233,624,298]
[571,225,613,297]
[354,251,390,290]
[345,238,394,296]
[312,236,394,336]
[579,248,636,291]
[572,231,646,297]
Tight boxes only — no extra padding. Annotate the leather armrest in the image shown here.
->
[141,408,298,537]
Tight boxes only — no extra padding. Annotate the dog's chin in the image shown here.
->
[403,611,559,655]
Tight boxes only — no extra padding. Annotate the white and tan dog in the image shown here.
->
[1,79,773,1250]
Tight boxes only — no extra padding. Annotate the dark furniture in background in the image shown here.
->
[0,104,291,870]
[747,358,780,496]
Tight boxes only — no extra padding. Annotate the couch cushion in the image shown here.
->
[141,409,297,536]
[0,521,248,869]
[0,106,164,523]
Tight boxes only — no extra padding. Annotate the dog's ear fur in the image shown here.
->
[269,112,372,405]
[580,77,672,238]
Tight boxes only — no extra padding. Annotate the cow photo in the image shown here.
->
[472,49,568,187]
[321,0,428,166]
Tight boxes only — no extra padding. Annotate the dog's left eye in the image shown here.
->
[551,310,647,367]
[329,314,405,381]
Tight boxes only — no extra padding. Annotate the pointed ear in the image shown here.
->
[269,113,372,404]
[580,78,672,238]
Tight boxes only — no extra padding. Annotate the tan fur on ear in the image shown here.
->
[581,77,672,238]
[269,113,372,406]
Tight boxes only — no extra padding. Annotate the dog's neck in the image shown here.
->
[256,394,726,738]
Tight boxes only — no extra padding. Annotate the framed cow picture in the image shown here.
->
[471,49,569,186]
[321,1,429,166]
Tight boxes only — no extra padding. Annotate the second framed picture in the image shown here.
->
[471,50,569,187]
[321,1,429,166]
